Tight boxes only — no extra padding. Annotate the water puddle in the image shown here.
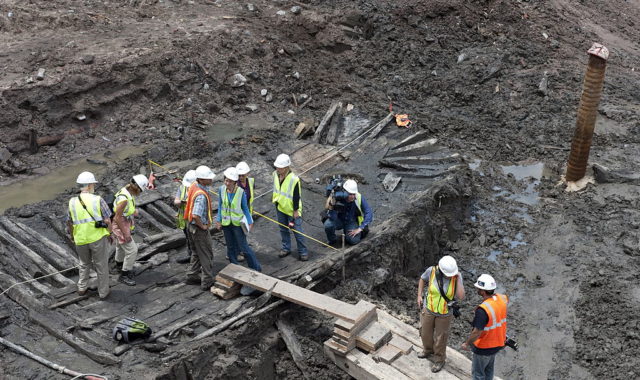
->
[206,116,272,142]
[487,249,503,262]
[501,162,545,180]
[505,232,527,249]
[0,145,146,213]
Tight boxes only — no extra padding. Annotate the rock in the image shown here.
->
[478,234,487,247]
[36,68,45,80]
[287,110,295,115]
[246,3,256,12]
[86,158,107,165]
[26,77,35,84]
[292,71,301,79]
[538,72,549,96]
[382,172,402,192]
[245,104,258,112]
[229,73,247,87]
[81,55,95,64]
[246,71,260,80]
[32,166,50,175]
[260,89,268,96]
[149,252,169,266]
[290,6,302,14]
[276,10,286,16]
[0,148,11,164]
[265,94,273,102]
[457,53,466,63]
[203,83,210,90]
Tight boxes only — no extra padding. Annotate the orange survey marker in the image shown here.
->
[389,101,412,128]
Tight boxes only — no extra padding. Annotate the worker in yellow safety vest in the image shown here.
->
[66,171,113,299]
[323,179,373,246]
[234,161,255,263]
[112,174,148,286]
[215,167,261,273]
[174,169,197,264]
[272,153,308,261]
[416,255,465,373]
[462,274,509,380]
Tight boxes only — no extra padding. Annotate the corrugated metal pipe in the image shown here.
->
[565,43,609,182]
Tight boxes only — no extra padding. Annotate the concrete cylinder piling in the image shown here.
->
[565,43,609,182]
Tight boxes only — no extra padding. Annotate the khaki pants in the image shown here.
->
[420,310,452,364]
[76,236,110,298]
[115,239,138,271]
[186,225,214,284]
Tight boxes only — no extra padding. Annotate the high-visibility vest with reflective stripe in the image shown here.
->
[474,294,508,349]
[425,266,457,314]
[272,171,302,217]
[176,185,188,229]
[68,193,110,246]
[247,177,254,214]
[355,193,364,227]
[114,187,136,230]
[220,185,245,226]
[184,183,212,224]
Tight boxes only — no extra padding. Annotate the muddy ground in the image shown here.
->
[1,0,640,379]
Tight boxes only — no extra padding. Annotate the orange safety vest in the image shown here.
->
[183,183,213,224]
[474,294,508,349]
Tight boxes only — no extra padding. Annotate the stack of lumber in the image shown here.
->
[327,301,378,354]
[210,275,241,299]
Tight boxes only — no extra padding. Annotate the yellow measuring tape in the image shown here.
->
[150,160,339,252]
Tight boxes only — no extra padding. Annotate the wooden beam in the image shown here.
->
[373,344,402,364]
[313,101,341,143]
[324,102,343,145]
[137,208,172,233]
[217,264,366,323]
[13,219,79,269]
[324,340,411,380]
[145,203,175,227]
[276,318,309,379]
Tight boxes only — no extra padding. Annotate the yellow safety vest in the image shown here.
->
[425,266,457,315]
[272,171,302,217]
[247,177,255,214]
[176,185,188,230]
[355,193,364,226]
[68,193,110,246]
[114,187,136,230]
[220,185,245,227]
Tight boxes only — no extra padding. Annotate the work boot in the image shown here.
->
[77,289,88,296]
[200,280,215,291]
[176,255,191,264]
[278,250,291,258]
[237,253,245,262]
[431,361,445,373]
[118,271,136,286]
[417,351,433,359]
[185,277,201,285]
[299,255,309,262]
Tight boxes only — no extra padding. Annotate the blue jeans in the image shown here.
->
[324,218,361,245]
[222,225,261,271]
[472,352,496,380]
[276,209,307,256]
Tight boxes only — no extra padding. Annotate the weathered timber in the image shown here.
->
[0,268,47,311]
[12,219,79,269]
[361,112,394,145]
[324,340,411,380]
[0,225,75,287]
[137,208,171,233]
[593,163,640,184]
[276,317,309,379]
[44,215,76,250]
[384,138,440,158]
[313,101,341,143]
[154,201,179,224]
[372,344,402,364]
[0,243,53,294]
[29,310,119,365]
[391,130,432,150]
[137,231,185,261]
[145,203,175,227]
[135,190,163,206]
[356,321,392,352]
[217,264,366,323]
[324,102,343,145]
[49,294,91,309]
[388,335,413,354]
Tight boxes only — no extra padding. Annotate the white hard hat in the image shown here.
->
[182,169,197,187]
[224,167,239,181]
[195,165,215,180]
[343,179,358,194]
[438,255,459,277]
[274,153,291,168]
[236,161,250,175]
[76,171,98,184]
[474,274,497,291]
[132,174,149,192]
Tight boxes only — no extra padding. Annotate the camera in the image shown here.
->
[325,175,350,212]
[448,300,461,318]
[505,336,518,351]
[95,221,108,229]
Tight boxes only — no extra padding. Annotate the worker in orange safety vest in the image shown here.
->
[461,273,509,380]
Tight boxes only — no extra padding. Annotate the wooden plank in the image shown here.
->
[356,321,391,352]
[392,351,458,380]
[324,340,411,380]
[215,275,237,288]
[145,203,175,227]
[373,344,402,364]
[324,102,343,145]
[276,318,309,379]
[388,334,413,354]
[217,264,364,322]
[138,208,172,233]
[313,101,341,143]
[135,190,163,206]
[376,309,474,379]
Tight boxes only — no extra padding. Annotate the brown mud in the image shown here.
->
[1,0,640,379]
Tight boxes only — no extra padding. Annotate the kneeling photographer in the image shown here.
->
[323,178,373,246]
